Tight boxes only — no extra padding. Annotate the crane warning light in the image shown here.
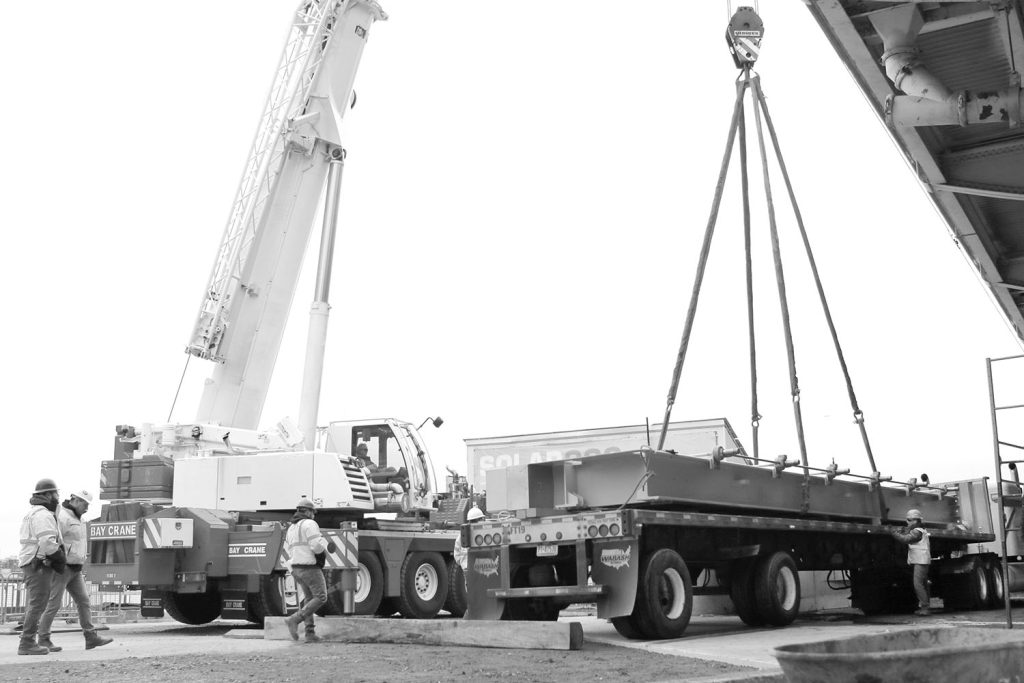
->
[726,7,764,69]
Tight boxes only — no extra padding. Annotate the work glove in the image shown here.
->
[314,551,327,568]
[45,547,67,574]
[326,541,337,554]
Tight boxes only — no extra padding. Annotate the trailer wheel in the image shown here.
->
[610,615,647,639]
[753,551,800,626]
[324,551,385,616]
[986,563,1005,608]
[398,551,449,619]
[631,548,693,640]
[443,560,468,618]
[500,565,562,621]
[163,589,222,625]
[729,558,765,626]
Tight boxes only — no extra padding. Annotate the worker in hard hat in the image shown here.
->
[283,497,335,643]
[889,508,931,616]
[451,503,486,617]
[17,479,66,655]
[454,504,486,574]
[37,490,112,652]
[354,443,379,472]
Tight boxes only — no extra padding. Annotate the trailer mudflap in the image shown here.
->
[221,590,249,619]
[465,546,506,620]
[591,538,639,618]
[140,589,164,618]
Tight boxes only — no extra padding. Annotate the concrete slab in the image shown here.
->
[265,615,584,650]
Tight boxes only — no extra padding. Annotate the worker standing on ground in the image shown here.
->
[889,508,931,615]
[37,490,112,652]
[283,498,335,643]
[17,479,66,655]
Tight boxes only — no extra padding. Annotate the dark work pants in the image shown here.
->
[291,565,327,631]
[20,562,55,643]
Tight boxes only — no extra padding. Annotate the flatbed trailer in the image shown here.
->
[464,448,997,639]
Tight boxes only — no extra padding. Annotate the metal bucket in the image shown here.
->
[774,627,1024,683]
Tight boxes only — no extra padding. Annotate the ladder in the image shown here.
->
[987,353,1024,628]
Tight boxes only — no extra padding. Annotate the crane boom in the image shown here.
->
[186,0,386,429]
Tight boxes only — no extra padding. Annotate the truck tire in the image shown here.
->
[729,558,765,626]
[247,572,299,622]
[326,551,384,616]
[986,563,1005,608]
[632,548,693,640]
[753,551,800,626]
[443,560,468,618]
[500,565,561,621]
[398,551,449,619]
[610,615,647,639]
[376,597,400,617]
[163,589,222,625]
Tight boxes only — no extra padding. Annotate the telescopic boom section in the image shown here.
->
[187,0,386,430]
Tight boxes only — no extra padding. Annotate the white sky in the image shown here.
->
[1,0,1021,557]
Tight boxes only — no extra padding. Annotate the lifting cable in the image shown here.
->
[657,15,883,517]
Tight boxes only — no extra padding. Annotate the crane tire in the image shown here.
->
[164,589,222,625]
[326,551,384,615]
[398,551,449,619]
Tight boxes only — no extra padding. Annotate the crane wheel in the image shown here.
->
[163,589,221,625]
[326,551,384,615]
[398,551,449,619]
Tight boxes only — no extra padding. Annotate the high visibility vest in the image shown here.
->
[285,518,327,566]
[59,505,88,565]
[18,505,61,567]
[908,528,931,565]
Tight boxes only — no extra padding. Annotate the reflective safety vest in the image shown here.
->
[58,505,88,565]
[18,505,61,567]
[908,528,931,565]
[284,518,327,566]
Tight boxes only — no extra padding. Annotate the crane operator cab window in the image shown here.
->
[351,424,409,487]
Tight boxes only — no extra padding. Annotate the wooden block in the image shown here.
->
[264,616,584,650]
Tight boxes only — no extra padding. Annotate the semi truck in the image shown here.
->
[86,0,476,625]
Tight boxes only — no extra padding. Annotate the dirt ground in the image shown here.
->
[0,640,749,683]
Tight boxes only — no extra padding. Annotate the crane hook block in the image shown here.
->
[726,7,764,69]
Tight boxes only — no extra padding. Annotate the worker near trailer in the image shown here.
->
[453,505,486,574]
[889,508,931,616]
[17,478,66,655]
[283,498,336,643]
[37,490,113,652]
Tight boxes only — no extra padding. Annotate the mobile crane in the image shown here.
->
[86,0,474,625]
[463,7,1000,639]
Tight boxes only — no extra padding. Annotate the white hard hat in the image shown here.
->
[71,489,93,504]
[466,505,485,522]
[906,509,923,521]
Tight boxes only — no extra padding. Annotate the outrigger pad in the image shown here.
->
[263,616,583,650]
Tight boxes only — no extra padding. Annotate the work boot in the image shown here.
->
[38,636,61,652]
[304,632,322,644]
[84,631,113,650]
[285,614,301,641]
[17,638,48,655]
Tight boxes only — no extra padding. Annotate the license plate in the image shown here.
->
[536,544,558,557]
